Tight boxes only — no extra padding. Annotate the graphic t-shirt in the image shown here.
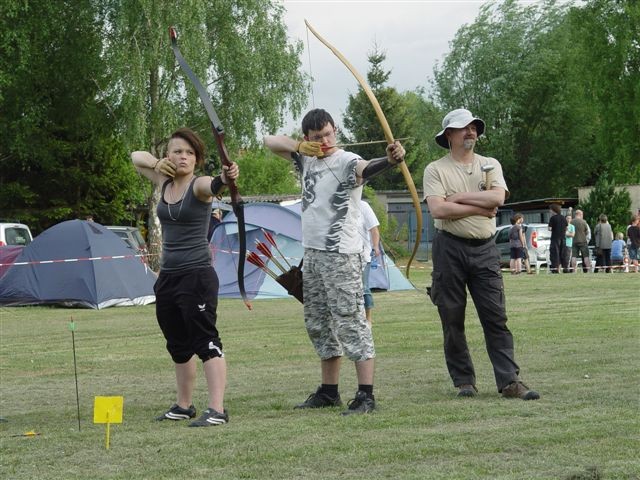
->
[296,149,363,254]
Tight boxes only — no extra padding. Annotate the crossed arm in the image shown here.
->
[426,188,506,220]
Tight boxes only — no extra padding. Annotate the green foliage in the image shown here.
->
[579,175,632,235]
[99,0,308,269]
[342,47,417,190]
[402,89,446,185]
[0,0,144,233]
[363,186,408,258]
[564,0,640,185]
[102,0,308,153]
[236,148,300,195]
[432,0,640,200]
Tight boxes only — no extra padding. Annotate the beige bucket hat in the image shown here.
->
[435,108,485,148]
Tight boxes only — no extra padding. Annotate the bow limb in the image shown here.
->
[304,20,423,278]
[169,27,251,309]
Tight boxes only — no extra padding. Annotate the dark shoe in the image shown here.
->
[502,381,540,400]
[341,390,375,416]
[188,408,229,427]
[294,387,342,409]
[155,403,196,421]
[457,384,478,397]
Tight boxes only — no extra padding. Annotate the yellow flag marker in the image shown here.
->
[93,396,123,449]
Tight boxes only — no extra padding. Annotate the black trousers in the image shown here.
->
[549,238,565,273]
[595,248,611,273]
[430,232,520,392]
[154,267,222,363]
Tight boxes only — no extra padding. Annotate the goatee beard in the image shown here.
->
[463,139,475,150]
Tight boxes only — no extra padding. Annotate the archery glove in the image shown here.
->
[154,158,176,177]
[296,141,323,157]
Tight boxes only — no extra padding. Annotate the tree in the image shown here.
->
[342,46,415,190]
[579,175,632,236]
[100,0,308,268]
[563,0,640,185]
[401,89,445,190]
[0,0,143,233]
[433,0,580,201]
[362,186,407,259]
[236,149,300,195]
[432,0,639,201]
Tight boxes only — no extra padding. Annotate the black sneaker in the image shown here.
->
[188,408,229,427]
[294,387,342,409]
[155,403,196,421]
[341,390,375,416]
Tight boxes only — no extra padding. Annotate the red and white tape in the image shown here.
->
[0,254,151,267]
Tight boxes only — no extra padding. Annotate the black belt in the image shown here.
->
[437,229,494,246]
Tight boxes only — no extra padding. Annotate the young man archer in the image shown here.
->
[263,108,405,415]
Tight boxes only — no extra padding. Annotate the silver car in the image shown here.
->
[105,226,149,261]
[493,223,551,270]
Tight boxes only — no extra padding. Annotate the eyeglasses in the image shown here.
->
[308,128,336,143]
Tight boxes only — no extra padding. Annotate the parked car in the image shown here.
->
[493,223,551,270]
[0,223,33,246]
[105,226,148,259]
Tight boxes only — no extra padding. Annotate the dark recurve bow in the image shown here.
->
[169,27,251,310]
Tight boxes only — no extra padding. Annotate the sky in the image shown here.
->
[277,0,488,134]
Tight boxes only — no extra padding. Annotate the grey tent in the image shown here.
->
[0,220,156,309]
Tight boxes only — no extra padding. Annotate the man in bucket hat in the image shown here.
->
[423,108,539,401]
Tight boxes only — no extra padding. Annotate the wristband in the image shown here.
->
[153,159,160,170]
[210,175,225,196]
[361,157,393,180]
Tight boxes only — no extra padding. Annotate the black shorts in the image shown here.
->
[154,267,222,363]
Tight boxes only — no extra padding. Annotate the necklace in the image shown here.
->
[167,177,192,221]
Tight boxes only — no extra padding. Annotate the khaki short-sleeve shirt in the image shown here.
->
[423,153,508,239]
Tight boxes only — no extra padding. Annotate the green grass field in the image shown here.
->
[1,265,638,479]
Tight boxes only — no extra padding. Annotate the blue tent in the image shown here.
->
[0,220,156,309]
[210,202,414,300]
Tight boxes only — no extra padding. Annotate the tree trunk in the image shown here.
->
[146,66,163,272]
[146,186,162,272]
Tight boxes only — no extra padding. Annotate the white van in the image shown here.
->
[0,223,34,246]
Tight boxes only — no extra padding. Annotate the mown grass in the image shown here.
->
[0,265,638,479]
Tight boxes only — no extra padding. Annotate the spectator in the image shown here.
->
[207,208,223,242]
[627,215,640,273]
[571,210,591,273]
[611,232,626,271]
[424,108,539,401]
[509,213,526,275]
[359,200,381,325]
[594,214,614,273]
[564,215,575,273]
[548,204,567,274]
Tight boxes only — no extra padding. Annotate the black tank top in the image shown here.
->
[157,177,212,272]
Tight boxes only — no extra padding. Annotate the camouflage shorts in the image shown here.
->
[302,249,375,362]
